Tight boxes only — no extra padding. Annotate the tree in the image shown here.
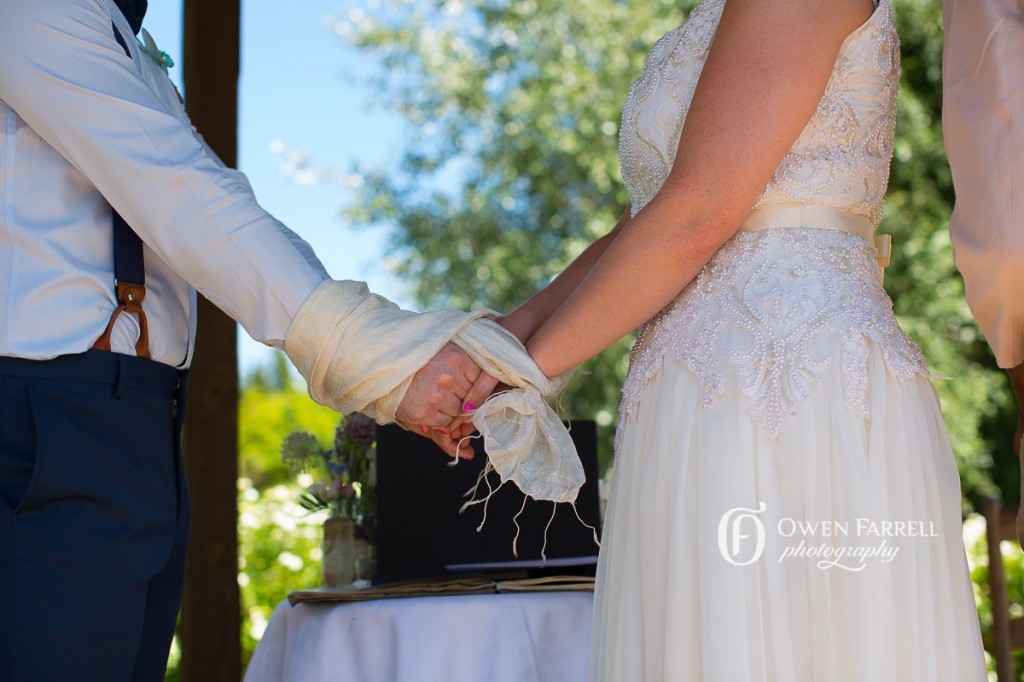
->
[341,0,692,471]
[339,0,1018,507]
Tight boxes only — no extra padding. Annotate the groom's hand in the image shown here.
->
[396,342,501,460]
[396,343,487,427]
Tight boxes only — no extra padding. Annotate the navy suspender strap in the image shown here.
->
[92,23,151,359]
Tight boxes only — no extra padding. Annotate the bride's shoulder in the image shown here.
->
[637,0,724,67]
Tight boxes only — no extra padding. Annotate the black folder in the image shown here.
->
[373,420,602,584]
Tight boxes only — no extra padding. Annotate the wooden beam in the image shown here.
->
[984,497,1016,682]
[180,0,242,680]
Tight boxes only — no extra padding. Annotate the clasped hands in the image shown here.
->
[395,342,501,460]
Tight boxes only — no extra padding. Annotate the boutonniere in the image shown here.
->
[139,28,175,75]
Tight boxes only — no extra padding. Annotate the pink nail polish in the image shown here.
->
[419,425,427,435]
[464,401,478,413]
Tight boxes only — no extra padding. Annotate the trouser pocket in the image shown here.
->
[0,370,184,681]
[0,377,41,513]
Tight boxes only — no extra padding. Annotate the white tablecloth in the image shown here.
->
[243,591,594,682]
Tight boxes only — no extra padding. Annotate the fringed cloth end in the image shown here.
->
[456,456,601,561]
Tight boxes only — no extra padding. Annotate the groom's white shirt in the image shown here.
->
[943,0,1024,369]
[0,0,329,368]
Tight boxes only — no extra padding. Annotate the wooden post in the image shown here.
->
[180,0,242,680]
[984,497,1015,682]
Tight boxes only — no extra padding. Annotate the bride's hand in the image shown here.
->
[398,420,477,460]
[444,313,518,440]
[404,314,524,458]
[446,369,504,437]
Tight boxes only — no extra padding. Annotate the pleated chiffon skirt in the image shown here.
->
[590,343,987,681]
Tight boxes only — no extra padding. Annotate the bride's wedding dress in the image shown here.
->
[591,1,987,679]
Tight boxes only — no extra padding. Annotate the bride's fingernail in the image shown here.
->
[418,425,428,434]
[438,428,449,435]
[464,401,478,413]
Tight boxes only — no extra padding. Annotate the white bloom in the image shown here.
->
[307,482,333,500]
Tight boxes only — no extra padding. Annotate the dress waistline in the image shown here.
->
[738,204,892,277]
[739,205,875,242]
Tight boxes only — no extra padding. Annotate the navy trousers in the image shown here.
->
[0,351,189,681]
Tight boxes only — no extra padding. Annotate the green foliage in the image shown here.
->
[238,351,340,487]
[239,359,339,671]
[964,514,1024,678]
[339,0,1019,506]
[237,478,326,668]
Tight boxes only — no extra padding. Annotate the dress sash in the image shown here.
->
[739,204,875,241]
[739,204,892,278]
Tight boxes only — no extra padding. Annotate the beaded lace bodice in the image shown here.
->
[619,0,899,224]
[618,0,929,439]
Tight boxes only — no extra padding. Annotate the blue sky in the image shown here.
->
[145,2,411,373]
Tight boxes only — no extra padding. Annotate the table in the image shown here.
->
[243,591,594,682]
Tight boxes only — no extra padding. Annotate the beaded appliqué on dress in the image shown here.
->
[618,0,724,217]
[621,229,928,439]
[616,0,930,441]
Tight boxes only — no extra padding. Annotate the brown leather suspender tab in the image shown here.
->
[92,281,151,359]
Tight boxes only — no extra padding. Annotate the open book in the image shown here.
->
[287,575,595,606]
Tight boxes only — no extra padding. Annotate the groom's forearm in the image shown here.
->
[502,205,631,341]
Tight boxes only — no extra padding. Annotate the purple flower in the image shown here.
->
[338,412,376,451]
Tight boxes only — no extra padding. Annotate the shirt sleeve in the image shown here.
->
[942,0,1024,369]
[0,0,330,350]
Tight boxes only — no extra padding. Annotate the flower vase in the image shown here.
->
[353,537,377,582]
[321,514,357,588]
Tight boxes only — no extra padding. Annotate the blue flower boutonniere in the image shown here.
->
[139,28,175,75]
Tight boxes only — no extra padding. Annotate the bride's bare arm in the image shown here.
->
[526,0,875,377]
[500,204,632,342]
